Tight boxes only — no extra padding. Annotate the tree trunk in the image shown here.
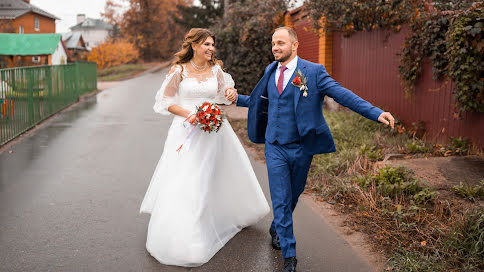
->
[223,0,229,19]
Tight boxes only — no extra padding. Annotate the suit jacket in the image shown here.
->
[236,57,383,155]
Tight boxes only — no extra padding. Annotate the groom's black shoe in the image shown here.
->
[283,257,297,272]
[269,228,281,250]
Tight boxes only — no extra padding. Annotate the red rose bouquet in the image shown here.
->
[195,102,224,133]
[176,102,224,153]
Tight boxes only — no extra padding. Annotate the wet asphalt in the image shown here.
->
[0,69,374,272]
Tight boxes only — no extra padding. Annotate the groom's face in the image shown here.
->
[272,30,298,63]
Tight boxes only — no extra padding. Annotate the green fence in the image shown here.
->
[0,62,97,146]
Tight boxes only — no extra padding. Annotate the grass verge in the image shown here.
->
[98,64,150,81]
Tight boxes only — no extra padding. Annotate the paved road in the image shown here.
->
[0,69,374,272]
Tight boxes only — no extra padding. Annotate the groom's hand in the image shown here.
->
[225,87,238,102]
[378,112,395,129]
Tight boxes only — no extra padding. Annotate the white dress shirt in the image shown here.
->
[275,56,298,91]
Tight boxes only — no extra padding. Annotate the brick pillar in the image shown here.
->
[284,13,293,28]
[318,22,333,75]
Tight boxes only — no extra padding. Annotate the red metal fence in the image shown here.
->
[330,27,483,149]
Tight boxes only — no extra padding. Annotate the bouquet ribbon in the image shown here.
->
[176,114,198,154]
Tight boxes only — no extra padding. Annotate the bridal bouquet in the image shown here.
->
[177,102,224,153]
[196,102,224,133]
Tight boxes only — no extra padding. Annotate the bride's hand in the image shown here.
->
[186,113,198,125]
[225,87,238,102]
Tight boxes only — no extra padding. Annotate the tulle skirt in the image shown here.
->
[140,116,270,267]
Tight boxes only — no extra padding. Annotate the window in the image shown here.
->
[32,56,41,63]
[19,25,24,33]
[34,17,39,31]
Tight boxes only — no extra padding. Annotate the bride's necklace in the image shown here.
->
[190,60,207,72]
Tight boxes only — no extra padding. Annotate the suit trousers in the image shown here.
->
[265,140,313,259]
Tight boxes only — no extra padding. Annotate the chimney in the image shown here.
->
[77,14,86,24]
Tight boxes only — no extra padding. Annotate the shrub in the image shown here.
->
[211,0,287,94]
[405,140,430,154]
[87,39,139,69]
[306,0,419,36]
[355,166,436,203]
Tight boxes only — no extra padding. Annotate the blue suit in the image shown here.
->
[236,57,383,258]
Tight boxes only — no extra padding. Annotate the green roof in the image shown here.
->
[0,33,61,55]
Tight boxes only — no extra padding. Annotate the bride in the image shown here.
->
[139,28,270,267]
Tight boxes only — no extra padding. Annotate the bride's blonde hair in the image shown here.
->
[174,28,223,71]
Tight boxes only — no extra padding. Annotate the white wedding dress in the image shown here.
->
[139,64,270,267]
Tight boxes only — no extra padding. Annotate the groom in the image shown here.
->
[227,27,394,272]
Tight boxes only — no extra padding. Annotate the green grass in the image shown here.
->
[452,181,484,201]
[309,109,409,179]
[444,209,484,271]
[388,209,484,271]
[388,248,446,272]
[97,64,148,81]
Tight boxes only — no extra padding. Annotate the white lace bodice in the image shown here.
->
[153,64,235,115]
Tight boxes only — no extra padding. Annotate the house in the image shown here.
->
[62,32,89,62]
[0,0,59,34]
[0,33,67,67]
[70,14,113,50]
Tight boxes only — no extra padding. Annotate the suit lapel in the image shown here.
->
[258,62,278,98]
[294,57,307,112]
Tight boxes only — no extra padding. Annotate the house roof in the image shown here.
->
[61,32,88,50]
[70,18,113,31]
[0,0,59,20]
[0,33,62,55]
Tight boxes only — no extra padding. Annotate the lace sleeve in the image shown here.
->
[153,65,182,115]
[214,64,235,105]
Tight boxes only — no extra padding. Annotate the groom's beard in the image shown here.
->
[274,49,292,63]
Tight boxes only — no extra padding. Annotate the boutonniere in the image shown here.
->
[291,69,308,97]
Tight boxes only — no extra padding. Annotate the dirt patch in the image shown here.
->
[386,156,484,188]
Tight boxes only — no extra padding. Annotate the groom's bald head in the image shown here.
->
[274,27,298,42]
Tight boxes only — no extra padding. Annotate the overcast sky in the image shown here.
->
[31,0,304,34]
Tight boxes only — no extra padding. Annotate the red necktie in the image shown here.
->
[277,65,288,94]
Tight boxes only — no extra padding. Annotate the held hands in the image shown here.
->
[378,112,395,129]
[225,87,238,102]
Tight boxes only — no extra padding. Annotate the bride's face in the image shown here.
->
[192,37,215,62]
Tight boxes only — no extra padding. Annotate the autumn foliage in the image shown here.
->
[87,39,139,69]
[120,0,186,61]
